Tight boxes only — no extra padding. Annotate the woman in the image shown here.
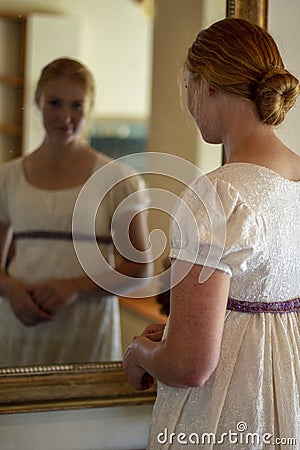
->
[0,58,151,365]
[124,18,300,449]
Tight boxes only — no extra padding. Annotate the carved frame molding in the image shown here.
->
[227,0,268,29]
[0,362,156,414]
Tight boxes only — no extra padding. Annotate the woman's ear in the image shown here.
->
[201,80,214,97]
[207,84,215,96]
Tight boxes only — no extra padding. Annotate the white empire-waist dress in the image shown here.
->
[147,163,300,450]
[0,154,147,366]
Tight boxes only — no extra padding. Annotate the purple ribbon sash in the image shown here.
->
[14,231,113,245]
[227,296,300,314]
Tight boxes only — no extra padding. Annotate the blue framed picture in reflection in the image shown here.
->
[88,118,148,173]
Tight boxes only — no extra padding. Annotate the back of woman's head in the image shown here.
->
[186,18,299,125]
[35,57,95,108]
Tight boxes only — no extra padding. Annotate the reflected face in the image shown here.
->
[38,77,89,145]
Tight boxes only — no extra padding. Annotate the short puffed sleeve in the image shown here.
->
[73,157,150,242]
[169,174,265,278]
[105,160,150,218]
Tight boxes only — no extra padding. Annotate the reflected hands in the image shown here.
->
[30,278,77,316]
[6,278,53,326]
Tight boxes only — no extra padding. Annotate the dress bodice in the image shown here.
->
[170,163,300,302]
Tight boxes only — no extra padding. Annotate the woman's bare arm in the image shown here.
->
[124,260,230,389]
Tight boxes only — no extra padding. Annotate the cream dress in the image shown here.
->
[0,154,147,366]
[148,163,300,450]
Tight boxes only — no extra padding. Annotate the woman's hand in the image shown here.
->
[138,323,166,341]
[30,278,77,316]
[124,324,166,390]
[123,336,155,391]
[5,278,53,326]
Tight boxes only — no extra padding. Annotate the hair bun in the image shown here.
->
[254,67,300,125]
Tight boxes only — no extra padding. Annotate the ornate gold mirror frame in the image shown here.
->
[0,361,156,414]
[0,0,268,415]
[227,0,268,28]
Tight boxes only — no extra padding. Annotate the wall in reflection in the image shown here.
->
[0,0,153,157]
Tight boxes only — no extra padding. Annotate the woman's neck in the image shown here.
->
[223,125,278,164]
[34,138,87,165]
[223,124,300,181]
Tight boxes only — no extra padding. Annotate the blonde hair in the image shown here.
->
[185,18,299,125]
[35,58,96,109]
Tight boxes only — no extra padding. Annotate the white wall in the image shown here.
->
[268,0,300,155]
[0,404,153,450]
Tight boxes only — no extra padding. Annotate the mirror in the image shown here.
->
[0,0,155,369]
[0,0,267,414]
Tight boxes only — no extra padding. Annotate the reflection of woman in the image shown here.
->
[0,58,151,366]
[124,19,300,449]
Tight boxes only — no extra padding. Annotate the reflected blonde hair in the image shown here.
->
[185,18,299,125]
[35,58,96,109]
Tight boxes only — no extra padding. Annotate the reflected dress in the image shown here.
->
[148,163,300,450]
[0,154,147,366]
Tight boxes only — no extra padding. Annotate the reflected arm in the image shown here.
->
[0,220,14,270]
